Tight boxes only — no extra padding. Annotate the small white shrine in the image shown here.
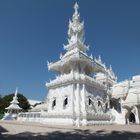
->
[2,89,22,120]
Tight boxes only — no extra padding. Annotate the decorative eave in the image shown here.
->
[10,100,19,104]
[63,41,88,53]
[46,73,106,90]
[48,51,105,73]
[6,104,22,110]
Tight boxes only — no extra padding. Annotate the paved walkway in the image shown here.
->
[0,120,140,140]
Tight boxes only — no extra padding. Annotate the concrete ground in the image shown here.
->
[0,120,140,140]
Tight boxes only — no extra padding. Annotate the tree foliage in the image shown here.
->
[0,93,30,114]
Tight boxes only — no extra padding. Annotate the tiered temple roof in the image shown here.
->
[46,3,117,91]
[47,3,106,74]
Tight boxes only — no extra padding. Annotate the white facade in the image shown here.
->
[17,3,140,126]
[111,76,140,124]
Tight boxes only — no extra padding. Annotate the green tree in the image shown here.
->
[0,95,3,114]
[17,94,30,111]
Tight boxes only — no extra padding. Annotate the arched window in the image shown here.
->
[52,98,56,109]
[98,101,101,106]
[129,112,136,123]
[89,98,92,106]
[103,82,106,85]
[63,97,68,109]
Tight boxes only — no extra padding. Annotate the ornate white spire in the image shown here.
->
[64,2,88,52]
[15,88,18,97]
[68,2,84,43]
[11,88,19,104]
[5,88,21,110]
[72,2,80,22]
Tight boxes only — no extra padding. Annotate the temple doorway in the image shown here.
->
[129,112,136,124]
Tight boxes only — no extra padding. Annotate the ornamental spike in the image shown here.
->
[74,2,79,13]
[109,65,112,71]
[15,87,18,97]
[72,2,80,22]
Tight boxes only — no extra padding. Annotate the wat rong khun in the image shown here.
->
[2,3,140,127]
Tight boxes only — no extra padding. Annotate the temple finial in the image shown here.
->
[109,65,112,71]
[98,55,102,62]
[74,2,79,13]
[72,2,80,22]
[66,2,87,52]
[15,88,18,96]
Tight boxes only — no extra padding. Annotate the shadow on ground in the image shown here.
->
[0,125,8,140]
[0,128,140,140]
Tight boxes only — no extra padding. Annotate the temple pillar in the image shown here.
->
[81,84,87,126]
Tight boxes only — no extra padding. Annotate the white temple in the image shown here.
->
[44,3,115,126]
[2,89,22,120]
[17,3,140,126]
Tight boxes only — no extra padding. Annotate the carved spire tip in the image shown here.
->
[74,2,79,11]
[109,65,112,71]
[15,87,18,96]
